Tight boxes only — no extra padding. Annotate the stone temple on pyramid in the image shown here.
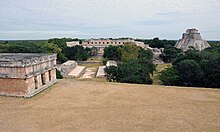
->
[175,28,210,51]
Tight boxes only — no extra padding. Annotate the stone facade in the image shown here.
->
[175,28,210,51]
[66,41,80,47]
[66,38,148,53]
[0,53,57,98]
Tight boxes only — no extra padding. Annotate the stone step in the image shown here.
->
[96,66,106,78]
[68,66,86,78]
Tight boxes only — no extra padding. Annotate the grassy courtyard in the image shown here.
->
[0,79,219,131]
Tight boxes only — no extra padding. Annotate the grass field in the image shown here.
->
[152,63,172,85]
[80,63,102,68]
[0,79,219,131]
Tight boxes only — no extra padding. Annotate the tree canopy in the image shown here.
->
[135,37,176,48]
[118,42,140,61]
[159,47,220,88]
[103,45,121,60]
[63,45,90,61]
[0,38,94,63]
[104,59,155,84]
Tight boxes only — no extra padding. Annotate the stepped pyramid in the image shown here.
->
[175,28,210,51]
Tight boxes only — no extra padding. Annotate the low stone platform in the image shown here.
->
[58,61,78,77]
[81,68,96,79]
[68,66,86,78]
[96,66,106,78]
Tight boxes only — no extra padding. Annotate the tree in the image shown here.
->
[138,58,156,75]
[160,46,182,63]
[203,58,220,88]
[38,41,67,63]
[176,60,203,87]
[149,37,176,48]
[48,38,73,50]
[159,46,220,88]
[118,42,140,61]
[138,48,153,60]
[0,41,41,53]
[104,59,155,84]
[38,41,61,54]
[104,66,118,82]
[103,45,121,60]
[63,45,89,61]
[117,59,153,84]
[173,50,201,65]
[159,67,179,86]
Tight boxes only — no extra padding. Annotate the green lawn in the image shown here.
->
[80,63,102,68]
[152,63,172,85]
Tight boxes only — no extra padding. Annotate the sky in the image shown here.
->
[0,0,220,40]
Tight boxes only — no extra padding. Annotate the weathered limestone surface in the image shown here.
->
[0,53,57,98]
[106,60,117,67]
[96,66,106,78]
[68,66,86,78]
[175,28,210,51]
[58,61,78,77]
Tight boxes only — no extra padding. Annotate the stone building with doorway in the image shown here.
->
[0,53,57,98]
[66,38,148,53]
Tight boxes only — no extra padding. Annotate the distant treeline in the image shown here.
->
[135,37,176,48]
[208,41,220,47]
[0,38,97,63]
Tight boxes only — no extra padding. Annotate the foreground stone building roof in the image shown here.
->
[175,28,210,51]
[0,53,57,98]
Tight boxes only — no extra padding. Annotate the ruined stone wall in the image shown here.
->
[0,53,57,98]
[0,68,57,97]
[0,78,28,97]
[0,61,56,79]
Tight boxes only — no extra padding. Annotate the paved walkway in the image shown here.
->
[81,67,97,79]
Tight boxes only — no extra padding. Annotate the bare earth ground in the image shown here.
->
[0,79,220,132]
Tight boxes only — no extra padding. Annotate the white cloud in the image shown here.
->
[0,0,220,39]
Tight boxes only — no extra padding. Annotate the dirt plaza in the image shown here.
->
[0,79,219,131]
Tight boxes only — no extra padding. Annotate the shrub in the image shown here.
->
[102,58,108,65]
[56,69,63,79]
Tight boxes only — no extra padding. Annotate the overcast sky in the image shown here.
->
[0,0,220,40]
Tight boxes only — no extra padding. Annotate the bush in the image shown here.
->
[56,69,63,79]
[104,66,118,82]
[159,67,179,86]
[102,58,108,65]
[103,45,121,60]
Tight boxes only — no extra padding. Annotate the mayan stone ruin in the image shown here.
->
[0,53,57,98]
[175,28,210,51]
